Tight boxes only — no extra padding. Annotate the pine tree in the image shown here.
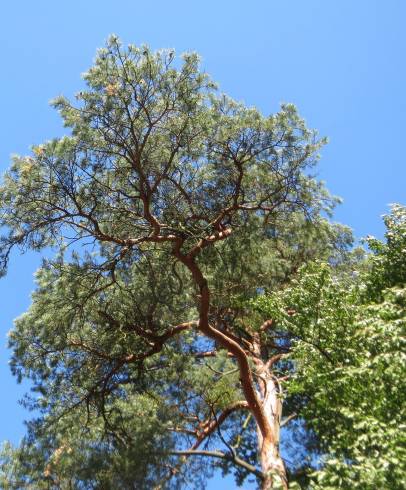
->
[5,37,401,489]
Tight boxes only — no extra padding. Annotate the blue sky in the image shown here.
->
[0,1,404,488]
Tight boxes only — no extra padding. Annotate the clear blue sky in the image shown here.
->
[0,1,404,488]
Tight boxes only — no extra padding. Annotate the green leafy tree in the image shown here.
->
[253,204,406,489]
[0,36,380,489]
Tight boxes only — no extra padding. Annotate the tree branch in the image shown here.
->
[192,401,249,450]
[280,412,297,428]
[170,450,264,480]
[173,246,274,443]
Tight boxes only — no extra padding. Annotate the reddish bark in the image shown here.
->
[173,236,289,488]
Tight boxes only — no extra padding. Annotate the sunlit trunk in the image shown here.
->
[256,367,288,489]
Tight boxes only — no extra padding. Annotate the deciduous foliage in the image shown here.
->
[0,36,403,489]
[253,204,406,489]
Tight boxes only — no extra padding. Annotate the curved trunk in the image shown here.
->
[174,250,288,487]
[256,369,288,490]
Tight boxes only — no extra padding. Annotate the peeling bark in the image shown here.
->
[256,373,288,490]
[253,336,288,490]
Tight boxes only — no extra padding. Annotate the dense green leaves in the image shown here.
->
[252,204,406,488]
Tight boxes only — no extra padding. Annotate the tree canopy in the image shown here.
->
[253,204,406,488]
[0,37,404,489]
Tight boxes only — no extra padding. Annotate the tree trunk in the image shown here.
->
[176,255,289,487]
[256,367,288,490]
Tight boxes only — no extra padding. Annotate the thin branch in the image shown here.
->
[170,450,264,480]
[280,412,297,428]
[192,401,249,450]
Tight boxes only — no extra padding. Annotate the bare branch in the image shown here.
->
[170,450,264,480]
[192,401,249,450]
